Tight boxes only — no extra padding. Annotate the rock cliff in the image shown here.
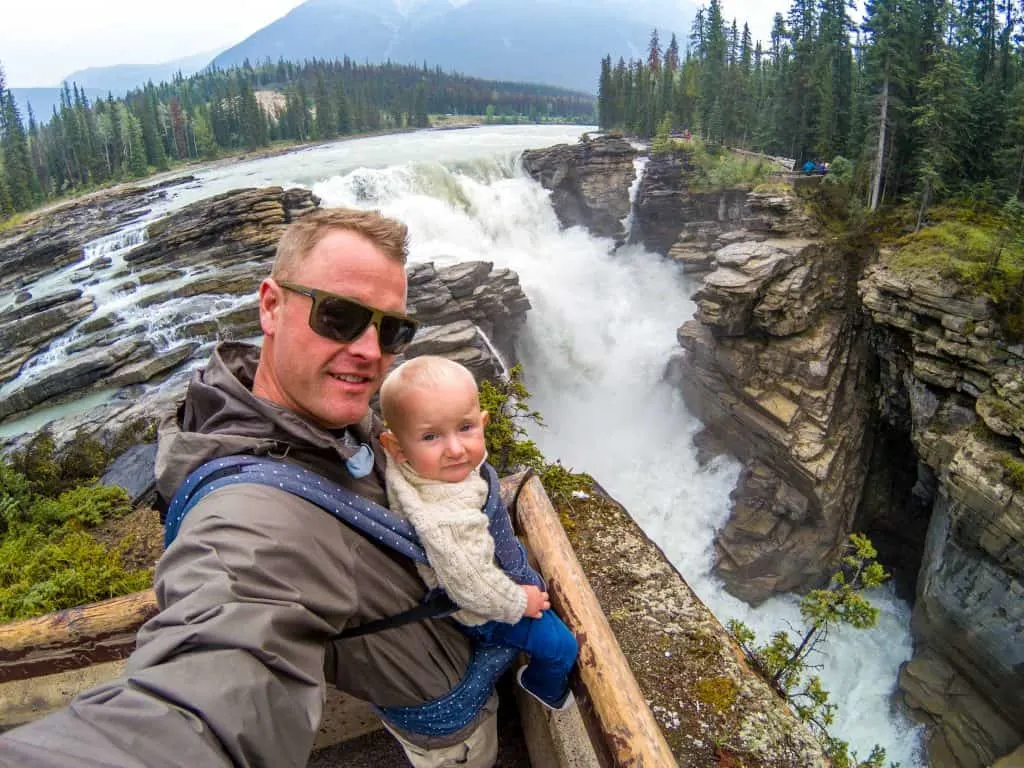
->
[860,265,1024,766]
[521,134,637,241]
[666,181,1023,765]
[668,204,874,603]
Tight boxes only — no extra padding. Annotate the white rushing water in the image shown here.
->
[5,126,923,762]
[309,144,925,765]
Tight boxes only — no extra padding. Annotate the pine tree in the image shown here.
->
[335,79,352,135]
[0,68,38,212]
[314,72,335,140]
[913,39,975,227]
[412,81,429,128]
[598,56,614,128]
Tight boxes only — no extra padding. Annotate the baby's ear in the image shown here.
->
[481,411,490,427]
[379,430,404,461]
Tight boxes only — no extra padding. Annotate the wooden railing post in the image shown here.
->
[510,476,679,767]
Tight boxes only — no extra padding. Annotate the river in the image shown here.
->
[6,125,925,764]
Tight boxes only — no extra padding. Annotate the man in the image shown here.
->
[0,208,499,768]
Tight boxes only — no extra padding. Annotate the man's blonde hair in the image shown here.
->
[271,208,409,280]
[380,355,479,430]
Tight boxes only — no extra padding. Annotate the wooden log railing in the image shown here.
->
[0,590,157,683]
[1,476,677,766]
[506,474,678,768]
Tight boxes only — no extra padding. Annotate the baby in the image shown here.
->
[379,355,578,710]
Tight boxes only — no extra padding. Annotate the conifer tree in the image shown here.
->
[0,67,38,211]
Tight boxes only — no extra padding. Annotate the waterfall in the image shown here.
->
[474,325,512,382]
[314,158,925,766]
[622,155,650,240]
[3,127,924,764]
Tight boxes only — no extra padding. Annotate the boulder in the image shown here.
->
[100,443,159,506]
[522,135,637,241]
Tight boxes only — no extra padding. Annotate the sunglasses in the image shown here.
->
[278,281,419,354]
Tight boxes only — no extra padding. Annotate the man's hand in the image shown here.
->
[522,585,550,619]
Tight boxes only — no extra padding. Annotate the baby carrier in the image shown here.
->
[164,455,541,737]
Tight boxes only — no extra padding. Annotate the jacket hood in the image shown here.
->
[155,341,381,501]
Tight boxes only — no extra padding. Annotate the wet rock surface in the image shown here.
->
[0,177,193,292]
[521,134,637,241]
[0,188,533,453]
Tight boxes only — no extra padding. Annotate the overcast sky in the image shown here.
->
[1,0,791,88]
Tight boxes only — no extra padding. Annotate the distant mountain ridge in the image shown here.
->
[212,0,695,93]
[60,50,219,95]
[9,87,109,124]
[9,51,219,124]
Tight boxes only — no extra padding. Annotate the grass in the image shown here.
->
[1001,455,1024,491]
[0,210,31,234]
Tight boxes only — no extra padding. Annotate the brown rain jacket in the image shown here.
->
[0,342,481,768]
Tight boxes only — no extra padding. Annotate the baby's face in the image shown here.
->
[388,379,489,483]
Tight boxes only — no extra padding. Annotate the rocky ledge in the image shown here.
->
[563,487,827,767]
[0,176,194,293]
[521,134,637,242]
[0,186,532,451]
[630,149,818,258]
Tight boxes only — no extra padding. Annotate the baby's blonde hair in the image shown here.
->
[380,355,479,431]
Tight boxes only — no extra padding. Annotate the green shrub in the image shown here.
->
[480,366,595,514]
[728,533,891,768]
[0,451,148,622]
[1001,456,1024,491]
[10,430,110,498]
[29,485,132,533]
[0,527,152,621]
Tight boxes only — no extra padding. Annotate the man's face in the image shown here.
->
[256,229,408,429]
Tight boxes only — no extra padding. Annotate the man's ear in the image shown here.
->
[258,278,283,337]
[379,430,405,462]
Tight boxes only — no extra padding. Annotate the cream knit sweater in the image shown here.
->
[384,459,528,626]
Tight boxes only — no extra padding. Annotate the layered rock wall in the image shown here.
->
[860,266,1024,765]
[521,135,636,241]
[668,201,873,602]
[671,195,1023,764]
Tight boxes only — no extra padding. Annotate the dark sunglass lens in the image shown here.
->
[313,296,372,342]
[379,317,418,352]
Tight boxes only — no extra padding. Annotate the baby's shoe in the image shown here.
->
[517,665,574,711]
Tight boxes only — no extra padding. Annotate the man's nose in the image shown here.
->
[347,323,383,359]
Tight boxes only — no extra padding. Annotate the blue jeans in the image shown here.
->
[464,610,578,708]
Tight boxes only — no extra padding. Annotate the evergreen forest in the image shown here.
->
[0,58,595,220]
[597,0,1024,211]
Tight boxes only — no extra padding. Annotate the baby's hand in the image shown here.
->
[522,585,550,618]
